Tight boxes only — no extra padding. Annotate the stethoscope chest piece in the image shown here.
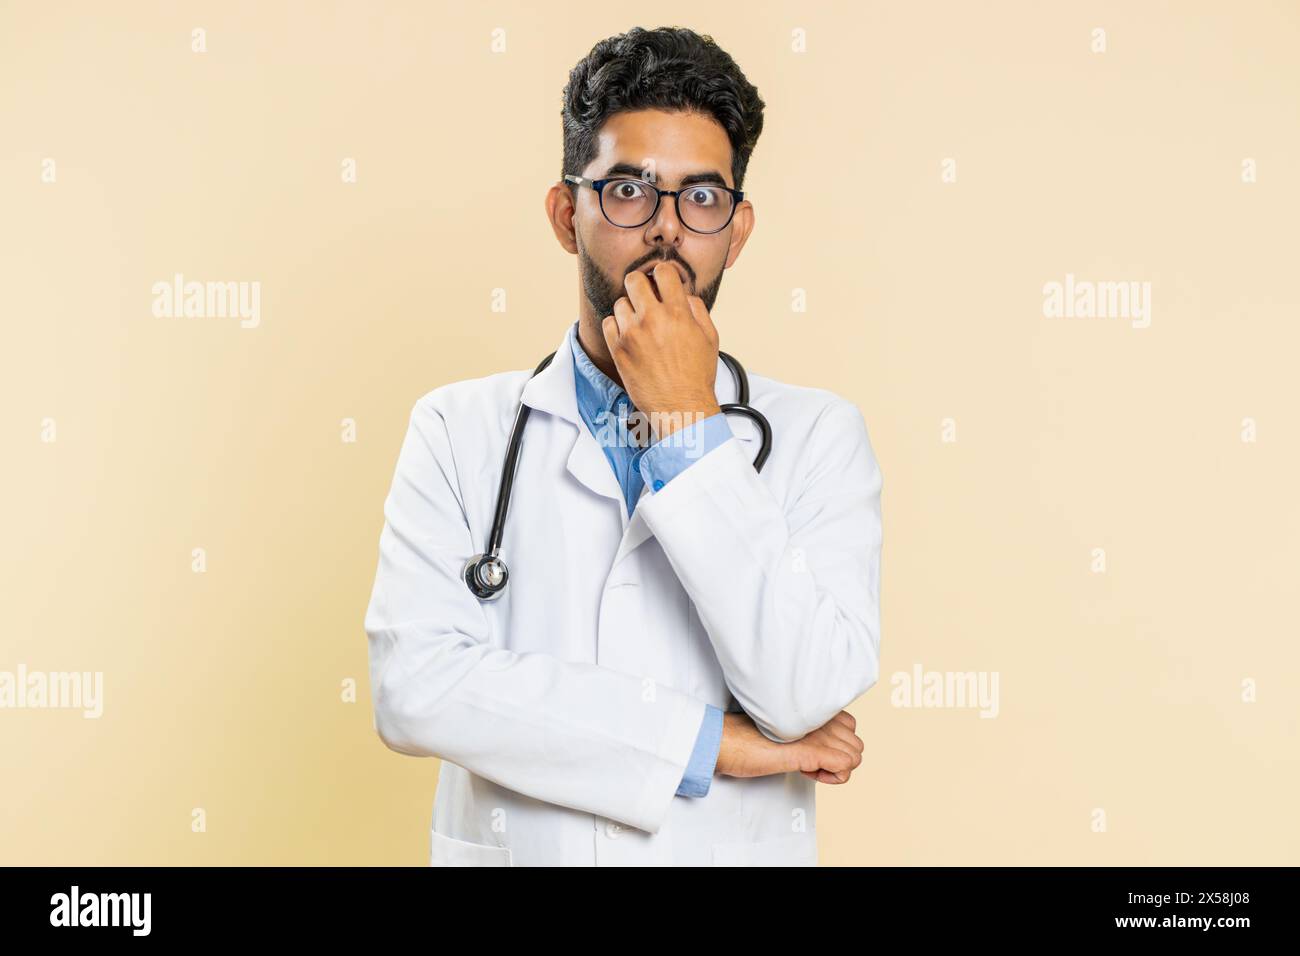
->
[463,553,509,601]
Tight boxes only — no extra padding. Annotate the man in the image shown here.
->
[364,26,883,866]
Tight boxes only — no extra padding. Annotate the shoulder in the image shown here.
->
[745,369,873,440]
[408,367,533,434]
[743,369,881,487]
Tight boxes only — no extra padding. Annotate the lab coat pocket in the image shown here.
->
[429,828,513,867]
[710,831,818,867]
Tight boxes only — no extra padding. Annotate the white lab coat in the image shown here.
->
[364,321,883,866]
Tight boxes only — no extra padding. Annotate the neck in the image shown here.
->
[576,316,624,387]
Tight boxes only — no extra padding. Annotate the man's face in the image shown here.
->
[569,109,745,322]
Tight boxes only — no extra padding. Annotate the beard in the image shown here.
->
[577,232,725,323]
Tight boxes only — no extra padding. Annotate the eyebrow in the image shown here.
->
[602,162,729,188]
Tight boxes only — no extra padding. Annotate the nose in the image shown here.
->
[644,191,685,244]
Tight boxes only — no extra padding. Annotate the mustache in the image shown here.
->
[628,254,693,280]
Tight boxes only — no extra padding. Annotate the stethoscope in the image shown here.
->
[464,349,773,601]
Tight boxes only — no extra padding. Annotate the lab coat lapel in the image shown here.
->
[613,352,759,568]
[519,323,624,508]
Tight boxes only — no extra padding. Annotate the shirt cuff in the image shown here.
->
[675,704,724,798]
[638,412,733,493]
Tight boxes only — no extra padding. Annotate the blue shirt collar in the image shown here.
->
[570,320,633,427]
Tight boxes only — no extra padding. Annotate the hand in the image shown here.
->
[715,710,864,785]
[601,260,722,442]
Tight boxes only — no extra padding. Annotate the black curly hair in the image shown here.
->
[560,26,766,195]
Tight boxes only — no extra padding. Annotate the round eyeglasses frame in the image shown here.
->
[562,174,745,235]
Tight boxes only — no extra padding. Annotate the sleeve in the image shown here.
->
[635,398,883,744]
[638,412,734,492]
[363,397,710,834]
[675,704,724,797]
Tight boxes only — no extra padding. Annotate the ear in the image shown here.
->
[722,200,755,270]
[545,182,579,254]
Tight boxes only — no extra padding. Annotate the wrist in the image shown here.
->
[716,712,739,776]
[647,395,722,442]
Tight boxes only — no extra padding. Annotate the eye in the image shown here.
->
[608,180,649,201]
[684,187,720,207]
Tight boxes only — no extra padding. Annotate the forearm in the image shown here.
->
[368,588,708,833]
[637,402,882,743]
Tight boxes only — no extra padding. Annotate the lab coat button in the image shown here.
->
[605,820,623,838]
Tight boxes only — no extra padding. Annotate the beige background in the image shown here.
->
[2,0,1296,865]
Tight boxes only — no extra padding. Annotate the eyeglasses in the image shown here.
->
[563,174,744,235]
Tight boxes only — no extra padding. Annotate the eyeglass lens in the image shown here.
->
[601,179,734,232]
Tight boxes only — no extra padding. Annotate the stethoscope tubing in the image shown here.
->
[465,347,771,599]
[485,351,557,559]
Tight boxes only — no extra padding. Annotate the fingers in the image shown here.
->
[792,711,864,785]
[622,269,655,313]
[792,738,858,784]
[601,314,619,351]
[602,298,638,357]
[803,768,849,784]
[607,265,713,356]
[810,725,863,782]
[611,295,636,337]
[824,721,865,756]
[816,757,852,783]
[604,273,652,354]
[649,260,688,308]
[811,711,862,755]
[816,742,858,774]
[687,294,718,346]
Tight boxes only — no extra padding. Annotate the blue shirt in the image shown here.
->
[570,322,729,798]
